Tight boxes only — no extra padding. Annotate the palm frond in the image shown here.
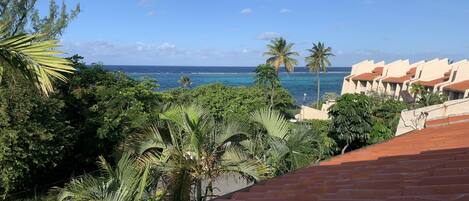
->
[0,28,74,95]
[250,108,289,139]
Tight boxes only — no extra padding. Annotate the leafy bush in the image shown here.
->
[164,83,295,123]
[328,94,373,154]
[0,78,75,195]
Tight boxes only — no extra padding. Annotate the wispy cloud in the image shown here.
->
[240,8,252,15]
[279,8,291,14]
[257,32,281,40]
[62,41,265,66]
[147,10,156,16]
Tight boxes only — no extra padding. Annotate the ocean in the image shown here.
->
[104,66,351,105]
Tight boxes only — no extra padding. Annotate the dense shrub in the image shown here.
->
[165,83,295,122]
[0,78,75,194]
[328,94,374,154]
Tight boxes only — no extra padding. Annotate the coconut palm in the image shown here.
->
[305,42,334,108]
[135,105,267,201]
[178,75,192,88]
[58,153,151,201]
[0,22,74,96]
[263,37,299,74]
[255,64,280,109]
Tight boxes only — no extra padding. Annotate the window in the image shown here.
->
[451,71,458,82]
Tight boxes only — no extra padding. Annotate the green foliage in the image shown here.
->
[409,83,448,108]
[254,64,279,87]
[0,22,75,96]
[368,122,393,145]
[59,153,151,201]
[305,42,334,108]
[0,0,80,39]
[178,75,192,88]
[0,77,75,195]
[328,94,373,154]
[248,109,333,176]
[372,99,407,132]
[254,64,279,108]
[263,37,299,73]
[57,57,166,165]
[164,83,295,123]
[131,105,267,201]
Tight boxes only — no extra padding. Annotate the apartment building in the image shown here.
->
[342,58,469,100]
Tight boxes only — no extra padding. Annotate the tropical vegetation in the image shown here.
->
[305,42,335,108]
[0,1,451,200]
[263,37,299,74]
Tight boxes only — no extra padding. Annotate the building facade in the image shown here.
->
[342,58,469,100]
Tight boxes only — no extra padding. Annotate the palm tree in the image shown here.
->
[58,153,152,201]
[248,109,333,175]
[134,105,266,201]
[305,42,334,108]
[255,64,280,109]
[0,23,74,96]
[178,75,192,88]
[263,37,299,74]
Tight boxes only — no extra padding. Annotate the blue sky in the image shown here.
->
[37,0,469,66]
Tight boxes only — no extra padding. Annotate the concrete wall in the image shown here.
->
[295,105,329,120]
[376,59,410,94]
[341,60,384,94]
[413,58,450,82]
[396,98,469,135]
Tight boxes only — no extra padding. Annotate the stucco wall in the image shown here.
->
[396,98,469,136]
[415,58,450,81]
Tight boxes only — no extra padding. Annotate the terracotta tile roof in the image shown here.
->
[381,75,412,84]
[351,67,383,81]
[444,80,469,92]
[215,119,469,201]
[414,70,451,87]
[382,67,417,84]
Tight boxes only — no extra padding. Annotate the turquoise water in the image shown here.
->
[104,66,350,105]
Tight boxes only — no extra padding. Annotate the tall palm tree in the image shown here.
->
[58,153,152,201]
[0,23,74,96]
[178,75,192,88]
[305,42,334,108]
[263,37,299,74]
[255,64,280,109]
[135,105,267,201]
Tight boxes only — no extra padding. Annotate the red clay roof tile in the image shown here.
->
[444,80,469,92]
[351,67,384,81]
[414,70,451,87]
[382,67,417,84]
[214,118,469,201]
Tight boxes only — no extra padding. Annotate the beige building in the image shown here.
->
[342,58,469,100]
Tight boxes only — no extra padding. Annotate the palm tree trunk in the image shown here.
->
[316,71,320,109]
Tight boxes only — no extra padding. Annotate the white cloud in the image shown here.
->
[61,40,266,66]
[157,42,176,50]
[279,8,291,14]
[240,8,252,15]
[257,32,281,40]
[147,10,156,16]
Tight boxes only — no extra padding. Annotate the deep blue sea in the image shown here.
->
[103,66,351,105]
